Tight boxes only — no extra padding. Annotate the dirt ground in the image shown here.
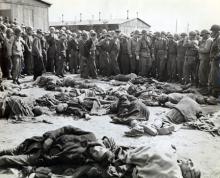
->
[0,74,220,178]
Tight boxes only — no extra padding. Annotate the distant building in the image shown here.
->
[0,0,51,31]
[50,18,151,34]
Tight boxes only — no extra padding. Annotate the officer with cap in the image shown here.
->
[176,33,187,83]
[46,27,58,72]
[128,30,140,74]
[11,27,23,84]
[167,33,177,82]
[198,29,212,94]
[135,29,154,77]
[32,29,45,80]
[183,31,199,85]
[209,24,220,97]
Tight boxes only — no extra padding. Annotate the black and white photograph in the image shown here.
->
[0,0,220,177]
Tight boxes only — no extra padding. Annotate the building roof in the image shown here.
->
[50,18,151,27]
[36,0,52,6]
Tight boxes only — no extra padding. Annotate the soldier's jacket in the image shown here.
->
[177,40,186,57]
[135,37,152,58]
[32,36,42,57]
[109,38,120,56]
[210,35,220,60]
[12,36,24,57]
[68,38,78,52]
[183,39,199,57]
[56,39,67,57]
[168,40,177,55]
[78,39,87,57]
[198,38,212,60]
[46,34,58,55]
[127,37,138,56]
[24,34,33,54]
[154,37,168,56]
[119,37,129,55]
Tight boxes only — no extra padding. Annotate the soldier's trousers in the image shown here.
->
[24,53,33,75]
[33,55,45,80]
[0,54,11,78]
[55,55,65,76]
[139,56,152,77]
[130,55,139,74]
[99,52,110,76]
[119,53,130,74]
[69,50,78,74]
[198,57,210,87]
[12,55,22,81]
[109,53,120,75]
[159,56,167,81]
[47,49,56,73]
[87,56,97,78]
[176,55,185,81]
[183,56,197,84]
[80,55,88,78]
[167,54,177,80]
[208,58,220,96]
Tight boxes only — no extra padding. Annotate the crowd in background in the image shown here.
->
[0,15,220,98]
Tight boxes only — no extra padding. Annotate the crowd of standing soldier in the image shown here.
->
[0,15,220,97]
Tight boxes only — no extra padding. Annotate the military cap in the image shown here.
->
[50,27,55,31]
[154,31,160,36]
[6,28,13,34]
[141,29,147,34]
[200,29,210,36]
[78,30,82,34]
[72,32,77,38]
[161,31,166,35]
[134,30,140,35]
[36,29,43,34]
[189,31,196,36]
[26,26,33,32]
[115,29,121,33]
[61,26,66,31]
[66,30,71,34]
[210,24,220,32]
[180,32,187,37]
[102,29,107,34]
[90,30,97,36]
[167,34,174,38]
[0,24,7,32]
[14,27,22,35]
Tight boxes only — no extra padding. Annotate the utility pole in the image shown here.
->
[175,19,178,33]
[80,13,82,22]
[136,12,139,18]
[187,23,189,33]
[61,14,64,24]
[99,11,101,21]
[127,10,129,19]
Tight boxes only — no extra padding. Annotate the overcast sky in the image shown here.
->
[47,0,220,33]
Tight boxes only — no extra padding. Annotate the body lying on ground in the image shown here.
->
[0,125,201,178]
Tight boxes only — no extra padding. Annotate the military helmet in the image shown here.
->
[14,27,22,35]
[167,34,174,38]
[200,29,210,36]
[180,32,187,37]
[154,31,160,36]
[6,28,13,35]
[134,30,140,35]
[189,31,196,36]
[0,24,7,32]
[210,24,220,32]
[141,29,147,34]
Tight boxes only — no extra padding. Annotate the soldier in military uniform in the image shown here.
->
[209,25,220,97]
[108,30,121,75]
[135,30,154,77]
[198,29,212,94]
[167,34,177,82]
[46,27,58,73]
[0,24,8,79]
[128,30,139,74]
[154,31,168,81]
[183,31,199,85]
[177,33,187,83]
